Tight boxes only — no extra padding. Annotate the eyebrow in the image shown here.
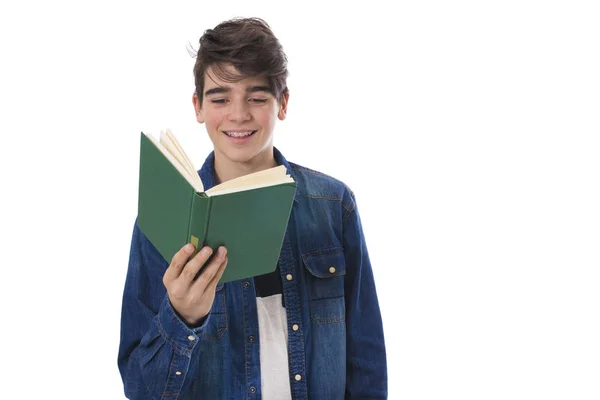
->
[204,85,272,97]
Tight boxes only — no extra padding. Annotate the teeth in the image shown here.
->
[225,131,254,137]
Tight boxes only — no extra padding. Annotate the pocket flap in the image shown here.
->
[302,249,346,278]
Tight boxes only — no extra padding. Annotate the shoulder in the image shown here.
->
[288,161,356,219]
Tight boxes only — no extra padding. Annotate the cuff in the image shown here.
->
[156,294,210,357]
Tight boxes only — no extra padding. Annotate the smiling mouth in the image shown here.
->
[224,130,257,138]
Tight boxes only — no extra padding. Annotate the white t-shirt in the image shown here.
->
[256,294,292,399]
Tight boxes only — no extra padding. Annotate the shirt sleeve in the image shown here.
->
[117,220,208,400]
[342,192,388,399]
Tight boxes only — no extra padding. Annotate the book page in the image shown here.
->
[206,165,294,196]
[207,180,294,197]
[161,129,197,178]
[159,129,204,192]
[144,132,204,192]
[209,165,286,190]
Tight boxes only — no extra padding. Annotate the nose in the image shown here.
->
[227,99,251,122]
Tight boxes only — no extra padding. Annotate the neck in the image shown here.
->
[213,146,277,184]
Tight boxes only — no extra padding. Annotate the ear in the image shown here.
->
[277,91,290,121]
[192,93,205,124]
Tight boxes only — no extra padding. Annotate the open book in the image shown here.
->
[137,130,297,283]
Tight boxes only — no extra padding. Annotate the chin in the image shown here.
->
[219,145,261,164]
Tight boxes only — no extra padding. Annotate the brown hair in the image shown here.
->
[193,17,289,104]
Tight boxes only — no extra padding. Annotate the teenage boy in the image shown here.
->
[118,17,387,399]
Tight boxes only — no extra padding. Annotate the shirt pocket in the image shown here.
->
[200,283,228,339]
[302,248,346,324]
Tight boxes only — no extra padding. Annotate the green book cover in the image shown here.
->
[137,132,296,283]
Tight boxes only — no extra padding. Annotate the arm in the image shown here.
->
[117,221,211,400]
[342,193,388,399]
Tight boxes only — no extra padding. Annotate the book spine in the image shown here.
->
[187,193,211,257]
[202,196,213,247]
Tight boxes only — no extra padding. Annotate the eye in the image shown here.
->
[249,98,268,104]
[211,99,227,104]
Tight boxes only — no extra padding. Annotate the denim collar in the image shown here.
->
[198,147,299,202]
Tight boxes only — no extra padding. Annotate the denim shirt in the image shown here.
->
[118,147,387,399]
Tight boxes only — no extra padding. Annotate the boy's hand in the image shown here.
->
[163,244,228,326]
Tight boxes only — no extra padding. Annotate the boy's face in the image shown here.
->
[193,64,288,167]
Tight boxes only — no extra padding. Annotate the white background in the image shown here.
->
[1,0,599,399]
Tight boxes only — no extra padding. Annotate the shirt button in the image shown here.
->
[175,371,182,376]
[249,336,255,343]
[286,274,293,281]
[187,335,195,341]
[243,281,250,288]
[295,374,302,381]
[329,266,336,274]
[250,387,257,393]
[292,324,299,331]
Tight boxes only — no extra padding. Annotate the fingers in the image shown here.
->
[194,257,227,296]
[191,246,228,291]
[211,257,228,287]
[179,246,215,283]
[163,243,196,284]
[164,243,228,291]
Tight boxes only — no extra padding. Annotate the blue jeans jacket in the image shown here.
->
[118,148,387,399]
